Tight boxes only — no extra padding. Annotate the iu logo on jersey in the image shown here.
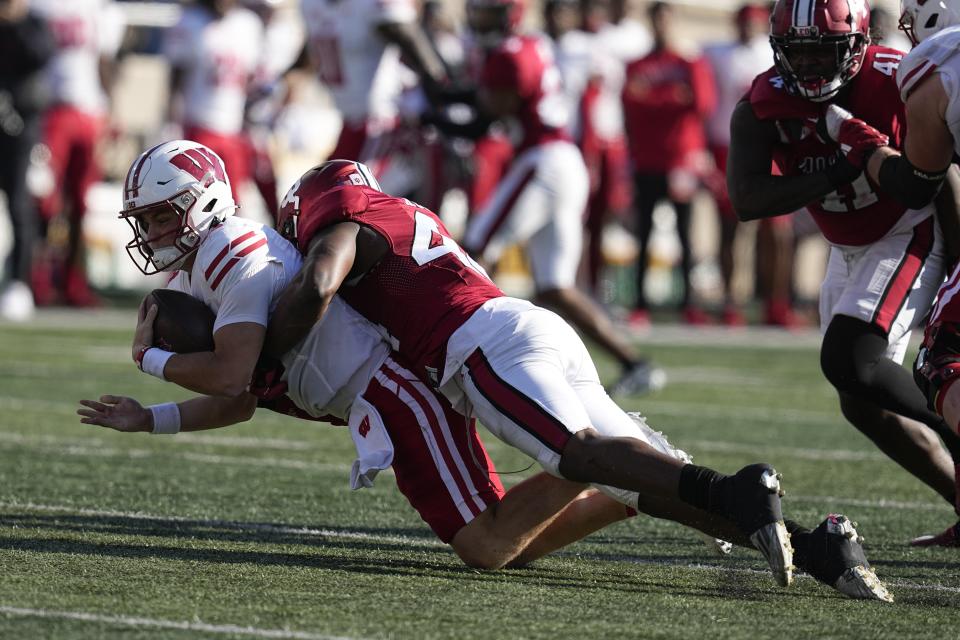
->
[358,415,371,438]
[170,148,227,187]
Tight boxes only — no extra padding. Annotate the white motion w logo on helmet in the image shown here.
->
[120,140,238,275]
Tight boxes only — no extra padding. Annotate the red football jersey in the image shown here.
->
[479,34,570,151]
[622,49,716,174]
[747,46,907,246]
[295,185,504,384]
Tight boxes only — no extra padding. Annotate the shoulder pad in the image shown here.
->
[897,34,954,101]
[296,186,371,253]
[747,68,820,121]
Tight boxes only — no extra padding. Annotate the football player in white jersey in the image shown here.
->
[30,0,125,307]
[823,0,960,547]
[298,0,447,193]
[164,0,263,207]
[81,144,895,599]
[77,140,671,569]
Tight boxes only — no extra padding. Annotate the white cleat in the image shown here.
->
[750,519,795,587]
[835,565,894,603]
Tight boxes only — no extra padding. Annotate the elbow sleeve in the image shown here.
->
[878,154,949,209]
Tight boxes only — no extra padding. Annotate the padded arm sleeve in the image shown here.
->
[877,154,950,210]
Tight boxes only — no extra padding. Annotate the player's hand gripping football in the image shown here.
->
[132,301,158,363]
[77,395,151,432]
[818,104,889,168]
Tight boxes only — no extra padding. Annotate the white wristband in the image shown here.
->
[141,347,174,380]
[149,402,181,434]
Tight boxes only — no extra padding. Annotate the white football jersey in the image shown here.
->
[300,0,418,123]
[30,0,125,113]
[590,20,653,140]
[703,36,773,147]
[166,216,387,419]
[164,6,263,134]
[551,29,595,140]
[898,25,960,157]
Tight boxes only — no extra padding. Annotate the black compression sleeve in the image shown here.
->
[877,154,950,209]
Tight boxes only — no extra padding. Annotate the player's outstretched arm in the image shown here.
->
[377,21,448,97]
[78,394,257,434]
[727,101,853,220]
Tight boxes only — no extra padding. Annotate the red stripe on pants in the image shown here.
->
[873,216,935,334]
[464,348,572,454]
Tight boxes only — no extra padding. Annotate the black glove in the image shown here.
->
[824,155,861,189]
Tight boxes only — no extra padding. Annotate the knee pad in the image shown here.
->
[821,316,887,392]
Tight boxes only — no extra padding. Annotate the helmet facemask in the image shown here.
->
[898,5,921,45]
[120,189,206,275]
[771,30,868,101]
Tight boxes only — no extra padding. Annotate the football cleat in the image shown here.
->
[734,464,794,587]
[910,520,960,548]
[608,361,667,397]
[627,413,732,556]
[803,514,893,602]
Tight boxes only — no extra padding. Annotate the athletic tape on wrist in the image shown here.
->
[149,402,181,434]
[141,347,174,380]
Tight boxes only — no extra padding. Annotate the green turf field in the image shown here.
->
[0,312,957,639]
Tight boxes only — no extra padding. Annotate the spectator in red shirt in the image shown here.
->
[622,1,716,325]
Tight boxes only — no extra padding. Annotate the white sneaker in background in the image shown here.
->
[0,281,36,322]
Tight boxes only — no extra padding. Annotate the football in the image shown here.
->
[143,288,215,353]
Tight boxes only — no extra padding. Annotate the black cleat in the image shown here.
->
[803,514,893,602]
[732,464,794,587]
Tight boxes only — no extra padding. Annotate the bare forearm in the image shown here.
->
[162,351,251,397]
[263,268,328,358]
[380,23,447,88]
[177,394,257,430]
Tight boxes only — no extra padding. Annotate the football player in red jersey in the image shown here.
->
[81,140,663,571]
[262,158,896,600]
[817,0,960,547]
[429,0,665,397]
[727,0,960,536]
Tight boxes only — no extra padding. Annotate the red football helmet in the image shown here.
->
[770,0,871,102]
[467,0,524,45]
[276,159,381,245]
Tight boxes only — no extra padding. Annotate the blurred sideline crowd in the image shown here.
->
[0,0,908,325]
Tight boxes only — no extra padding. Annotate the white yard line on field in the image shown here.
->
[788,494,947,511]
[689,439,888,462]
[0,501,956,597]
[0,425,318,452]
[0,392,844,429]
[636,400,840,425]
[0,501,442,548]
[0,437,356,474]
[586,556,960,595]
[0,606,358,640]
